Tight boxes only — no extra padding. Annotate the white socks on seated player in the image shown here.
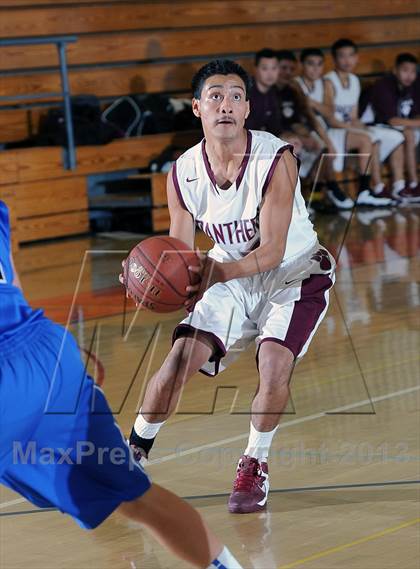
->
[392,179,406,193]
[134,410,165,439]
[244,421,278,462]
[208,546,243,569]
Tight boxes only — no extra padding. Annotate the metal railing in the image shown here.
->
[0,35,78,169]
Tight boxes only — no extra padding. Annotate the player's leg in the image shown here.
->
[228,248,335,514]
[227,343,294,515]
[118,483,242,568]
[346,129,372,177]
[404,127,418,186]
[129,335,213,460]
[387,143,406,201]
[345,130,392,207]
[141,336,213,422]
[0,324,243,568]
[323,129,354,210]
[250,342,294,432]
[130,280,251,462]
[396,127,420,203]
[320,143,354,210]
[367,125,405,202]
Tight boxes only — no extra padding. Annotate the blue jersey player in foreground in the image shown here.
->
[0,200,243,569]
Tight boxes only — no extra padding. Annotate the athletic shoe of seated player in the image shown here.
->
[357,189,393,207]
[228,456,269,514]
[393,183,420,204]
[372,183,399,206]
[354,174,392,207]
[325,180,354,210]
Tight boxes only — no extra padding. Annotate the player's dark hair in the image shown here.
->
[300,48,324,63]
[255,48,278,66]
[276,50,297,63]
[331,38,357,58]
[191,59,252,100]
[395,52,418,66]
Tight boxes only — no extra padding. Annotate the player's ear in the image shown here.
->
[192,98,201,117]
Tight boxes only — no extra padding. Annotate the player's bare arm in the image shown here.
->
[323,79,349,129]
[303,99,335,153]
[389,116,420,128]
[186,149,297,304]
[308,91,331,118]
[167,165,196,249]
[349,105,366,129]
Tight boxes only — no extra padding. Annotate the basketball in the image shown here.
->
[123,236,200,312]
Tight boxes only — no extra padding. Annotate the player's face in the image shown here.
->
[302,56,324,81]
[192,74,250,140]
[255,57,279,87]
[334,47,358,73]
[394,62,417,87]
[278,59,297,83]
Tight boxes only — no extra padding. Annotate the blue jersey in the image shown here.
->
[0,200,151,529]
[0,199,14,285]
[0,200,44,338]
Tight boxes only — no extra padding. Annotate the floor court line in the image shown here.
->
[147,383,420,466]
[1,383,419,511]
[277,517,420,569]
[1,479,418,517]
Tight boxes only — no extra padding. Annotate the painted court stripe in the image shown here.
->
[0,497,26,510]
[183,479,420,501]
[0,383,419,510]
[1,480,418,518]
[277,517,420,569]
[148,383,420,466]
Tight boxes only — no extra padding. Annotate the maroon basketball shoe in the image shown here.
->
[394,184,420,204]
[228,455,269,514]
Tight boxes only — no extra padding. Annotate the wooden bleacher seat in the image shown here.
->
[0,0,419,247]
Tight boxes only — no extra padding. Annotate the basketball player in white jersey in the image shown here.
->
[324,38,405,207]
[294,48,353,210]
[128,60,335,514]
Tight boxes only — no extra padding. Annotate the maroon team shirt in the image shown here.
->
[245,82,284,135]
[368,74,420,124]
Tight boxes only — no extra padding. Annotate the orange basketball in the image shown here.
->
[123,236,200,313]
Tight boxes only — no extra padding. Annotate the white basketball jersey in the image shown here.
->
[295,76,328,129]
[324,70,360,123]
[295,76,323,103]
[172,130,317,265]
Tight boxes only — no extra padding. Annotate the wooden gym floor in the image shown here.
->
[1,207,419,568]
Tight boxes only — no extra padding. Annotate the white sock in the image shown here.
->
[409,180,418,189]
[392,179,405,193]
[208,546,243,569]
[244,422,278,462]
[134,409,165,438]
[373,182,385,195]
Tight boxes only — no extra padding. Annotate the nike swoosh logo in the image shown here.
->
[186,177,199,182]
[285,278,301,286]
[257,476,269,506]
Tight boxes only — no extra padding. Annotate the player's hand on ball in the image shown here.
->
[119,259,136,304]
[185,249,224,312]
[118,259,126,288]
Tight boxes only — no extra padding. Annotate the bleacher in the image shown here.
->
[0,0,419,248]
